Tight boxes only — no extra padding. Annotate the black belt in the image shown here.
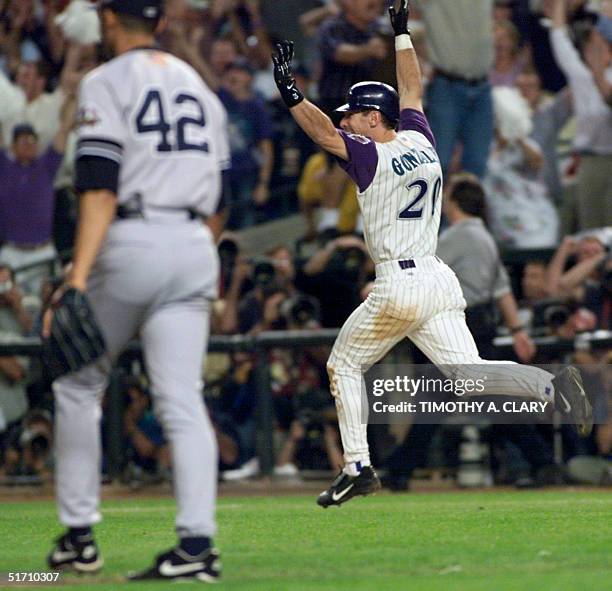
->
[116,205,204,220]
[398,259,416,270]
[434,68,488,86]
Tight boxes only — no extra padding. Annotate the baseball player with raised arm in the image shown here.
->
[43,0,227,581]
[271,0,592,508]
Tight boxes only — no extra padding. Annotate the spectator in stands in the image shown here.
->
[219,58,274,228]
[582,255,612,330]
[483,87,559,249]
[316,0,387,116]
[220,243,307,334]
[588,7,612,107]
[213,352,258,481]
[210,36,240,83]
[298,150,360,239]
[0,93,76,295]
[524,0,595,93]
[419,0,494,177]
[517,260,551,330]
[438,173,536,361]
[546,0,612,230]
[0,0,64,76]
[0,409,54,481]
[516,70,572,203]
[123,378,171,485]
[546,233,608,298]
[490,18,529,87]
[0,43,82,150]
[0,264,33,474]
[300,234,372,327]
[268,61,316,218]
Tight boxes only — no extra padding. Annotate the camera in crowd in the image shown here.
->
[19,410,53,460]
[280,295,321,329]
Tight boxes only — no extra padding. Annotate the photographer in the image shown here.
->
[1,409,53,481]
[0,264,33,473]
[271,294,342,476]
[123,378,171,485]
[300,234,373,328]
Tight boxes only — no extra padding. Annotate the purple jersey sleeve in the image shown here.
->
[399,108,436,148]
[335,130,378,192]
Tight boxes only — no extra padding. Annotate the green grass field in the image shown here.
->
[0,490,610,590]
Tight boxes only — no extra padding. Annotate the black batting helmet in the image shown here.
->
[335,81,400,125]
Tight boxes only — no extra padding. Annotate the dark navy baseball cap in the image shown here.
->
[99,0,163,20]
[12,123,38,142]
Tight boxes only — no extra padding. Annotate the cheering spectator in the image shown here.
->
[316,0,387,116]
[483,87,559,249]
[547,0,612,230]
[490,19,529,87]
[516,70,572,203]
[0,42,82,150]
[219,58,274,228]
[419,0,494,178]
[546,233,608,298]
[0,93,76,295]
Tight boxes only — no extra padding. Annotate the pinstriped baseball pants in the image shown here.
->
[327,256,554,465]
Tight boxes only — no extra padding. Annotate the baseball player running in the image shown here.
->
[44,0,227,581]
[271,0,592,508]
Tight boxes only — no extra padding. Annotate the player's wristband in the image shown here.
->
[395,34,413,51]
[277,78,304,109]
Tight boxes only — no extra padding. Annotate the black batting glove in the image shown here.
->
[272,40,304,109]
[389,0,411,36]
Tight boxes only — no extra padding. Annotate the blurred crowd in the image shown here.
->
[0,0,611,488]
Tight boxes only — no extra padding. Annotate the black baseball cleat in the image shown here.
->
[47,531,103,573]
[127,546,221,582]
[317,466,381,508]
[552,366,593,437]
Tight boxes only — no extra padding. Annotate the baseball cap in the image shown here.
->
[12,123,38,142]
[99,0,163,20]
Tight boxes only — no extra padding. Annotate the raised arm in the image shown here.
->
[389,0,423,112]
[271,40,348,160]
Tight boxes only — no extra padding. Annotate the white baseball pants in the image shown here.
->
[327,256,553,465]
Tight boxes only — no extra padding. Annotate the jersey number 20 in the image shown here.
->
[135,89,209,153]
[398,177,442,220]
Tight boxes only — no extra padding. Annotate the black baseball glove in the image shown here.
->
[41,287,107,381]
[389,0,411,36]
[271,40,304,108]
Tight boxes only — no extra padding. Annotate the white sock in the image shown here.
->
[343,459,371,476]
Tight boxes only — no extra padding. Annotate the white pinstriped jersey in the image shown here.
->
[75,48,230,216]
[337,109,441,264]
